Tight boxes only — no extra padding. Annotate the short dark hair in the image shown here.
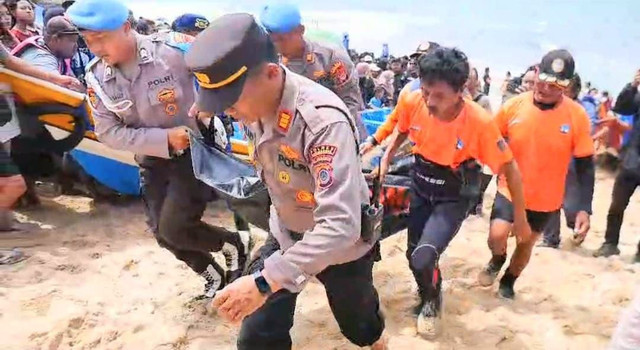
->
[390,58,401,65]
[135,21,152,35]
[419,47,469,92]
[43,6,64,26]
[265,38,278,63]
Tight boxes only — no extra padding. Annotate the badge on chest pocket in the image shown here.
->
[148,85,182,117]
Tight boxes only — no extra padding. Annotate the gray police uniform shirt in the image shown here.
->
[246,68,372,293]
[282,40,368,141]
[86,33,199,159]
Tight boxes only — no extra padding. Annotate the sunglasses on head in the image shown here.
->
[538,72,571,88]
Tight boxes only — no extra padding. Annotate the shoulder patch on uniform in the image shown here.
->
[277,110,294,133]
[309,144,338,166]
[310,145,337,190]
[330,61,349,87]
[314,163,334,189]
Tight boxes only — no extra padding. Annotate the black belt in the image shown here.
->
[411,154,462,198]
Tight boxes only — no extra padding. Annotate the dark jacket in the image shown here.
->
[613,83,640,172]
[392,73,408,103]
[359,77,375,105]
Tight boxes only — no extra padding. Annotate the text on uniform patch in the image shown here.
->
[278,154,310,173]
[148,75,175,88]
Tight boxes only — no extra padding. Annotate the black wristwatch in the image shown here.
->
[252,271,273,296]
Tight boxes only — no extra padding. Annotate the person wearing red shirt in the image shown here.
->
[9,0,38,43]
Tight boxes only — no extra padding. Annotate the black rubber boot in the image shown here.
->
[593,243,621,258]
[478,254,506,287]
[498,271,517,300]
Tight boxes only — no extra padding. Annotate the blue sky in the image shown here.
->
[124,0,640,93]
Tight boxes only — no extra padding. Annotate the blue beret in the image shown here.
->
[259,2,301,34]
[66,0,129,31]
[172,14,209,32]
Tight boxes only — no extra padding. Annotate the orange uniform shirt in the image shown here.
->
[396,90,513,173]
[373,80,419,143]
[373,107,399,143]
[495,92,594,212]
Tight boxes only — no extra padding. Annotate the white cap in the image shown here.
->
[363,55,373,63]
[370,64,381,72]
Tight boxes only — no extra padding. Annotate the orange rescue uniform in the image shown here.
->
[396,90,513,173]
[494,92,594,212]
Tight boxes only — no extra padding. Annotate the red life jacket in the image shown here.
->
[11,36,73,76]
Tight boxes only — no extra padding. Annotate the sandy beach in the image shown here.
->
[2,169,638,350]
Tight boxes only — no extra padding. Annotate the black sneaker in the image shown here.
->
[498,273,517,300]
[478,256,505,287]
[593,243,621,258]
[222,231,253,283]
[416,292,443,339]
[201,264,226,299]
[537,240,559,249]
[412,293,426,316]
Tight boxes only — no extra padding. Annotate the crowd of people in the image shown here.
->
[350,44,499,114]
[1,0,640,348]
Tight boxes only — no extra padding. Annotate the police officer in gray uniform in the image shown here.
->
[259,2,369,142]
[66,0,249,298]
[186,13,388,350]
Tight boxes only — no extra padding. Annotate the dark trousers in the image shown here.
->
[604,169,640,246]
[238,235,385,350]
[473,173,493,213]
[542,210,576,246]
[407,188,471,300]
[543,161,579,246]
[138,153,240,274]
